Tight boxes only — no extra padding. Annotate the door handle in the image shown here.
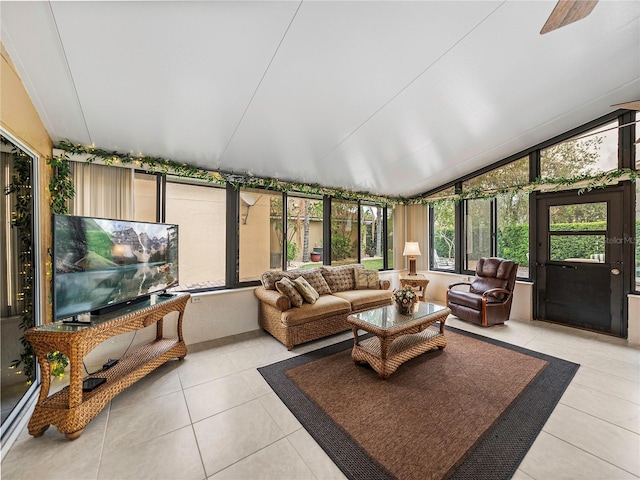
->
[611,268,620,275]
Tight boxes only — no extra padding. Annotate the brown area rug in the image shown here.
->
[258,326,579,480]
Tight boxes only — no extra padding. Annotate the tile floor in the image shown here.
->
[2,316,639,479]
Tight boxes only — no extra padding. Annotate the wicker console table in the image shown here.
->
[25,293,190,440]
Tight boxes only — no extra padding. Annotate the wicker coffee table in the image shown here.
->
[347,302,450,379]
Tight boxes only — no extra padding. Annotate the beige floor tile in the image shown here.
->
[176,353,239,389]
[521,338,586,364]
[225,342,295,371]
[519,431,635,480]
[208,438,314,480]
[288,428,347,480]
[1,407,108,479]
[580,350,640,383]
[511,469,536,480]
[193,399,284,476]
[110,362,182,412]
[240,367,273,397]
[184,372,256,423]
[259,392,302,436]
[103,390,191,450]
[572,365,640,404]
[542,404,640,476]
[98,426,205,480]
[560,383,640,434]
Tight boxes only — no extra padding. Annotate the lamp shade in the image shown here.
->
[402,242,421,257]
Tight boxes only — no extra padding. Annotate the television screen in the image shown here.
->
[53,214,179,320]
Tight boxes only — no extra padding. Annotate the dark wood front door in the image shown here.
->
[536,188,625,336]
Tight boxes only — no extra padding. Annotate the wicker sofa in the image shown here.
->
[254,264,392,350]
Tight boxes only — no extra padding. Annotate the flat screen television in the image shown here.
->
[53,214,179,320]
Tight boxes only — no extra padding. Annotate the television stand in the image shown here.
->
[24,293,190,440]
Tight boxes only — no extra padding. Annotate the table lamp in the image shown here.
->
[403,242,421,276]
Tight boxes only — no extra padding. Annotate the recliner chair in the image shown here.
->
[446,257,518,327]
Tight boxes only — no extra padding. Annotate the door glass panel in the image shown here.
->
[549,234,605,262]
[549,202,606,231]
[465,198,491,271]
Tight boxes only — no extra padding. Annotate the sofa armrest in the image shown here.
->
[482,288,512,302]
[448,282,471,290]
[254,286,291,311]
[379,279,391,290]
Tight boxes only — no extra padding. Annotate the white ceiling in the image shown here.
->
[2,1,639,198]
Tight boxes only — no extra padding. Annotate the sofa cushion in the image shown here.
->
[293,276,320,304]
[275,277,303,307]
[262,268,315,290]
[301,269,332,295]
[321,265,358,292]
[355,269,380,289]
[332,289,393,310]
[280,295,351,327]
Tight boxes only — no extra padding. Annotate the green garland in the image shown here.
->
[56,140,638,208]
[411,168,639,207]
[56,140,399,206]
[48,150,75,214]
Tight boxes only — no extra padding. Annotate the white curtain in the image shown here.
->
[70,162,134,219]
[403,204,429,272]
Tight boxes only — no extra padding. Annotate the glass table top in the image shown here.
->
[350,302,448,330]
[33,293,183,333]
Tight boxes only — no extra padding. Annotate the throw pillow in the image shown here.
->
[275,277,303,308]
[301,269,332,295]
[355,269,380,289]
[320,265,356,292]
[293,276,320,304]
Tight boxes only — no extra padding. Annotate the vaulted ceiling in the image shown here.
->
[2,1,639,197]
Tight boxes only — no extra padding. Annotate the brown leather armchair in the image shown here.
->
[446,257,518,327]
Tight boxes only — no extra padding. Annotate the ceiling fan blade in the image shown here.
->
[540,0,598,34]
[611,100,640,111]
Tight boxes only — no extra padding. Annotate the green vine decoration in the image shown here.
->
[56,139,638,209]
[2,135,36,383]
[412,169,639,207]
[56,140,399,206]
[48,150,75,214]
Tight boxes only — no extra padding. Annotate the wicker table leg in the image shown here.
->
[65,429,84,441]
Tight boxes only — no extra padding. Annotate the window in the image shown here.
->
[360,204,384,270]
[541,120,618,179]
[331,200,358,265]
[464,198,492,272]
[460,157,530,276]
[133,172,158,222]
[286,195,323,268]
[429,187,456,271]
[237,188,282,281]
[387,205,395,270]
[165,180,226,288]
[548,202,607,262]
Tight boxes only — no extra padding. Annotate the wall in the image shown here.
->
[628,294,640,345]
[0,42,53,322]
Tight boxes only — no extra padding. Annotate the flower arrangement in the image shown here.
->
[392,286,417,308]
